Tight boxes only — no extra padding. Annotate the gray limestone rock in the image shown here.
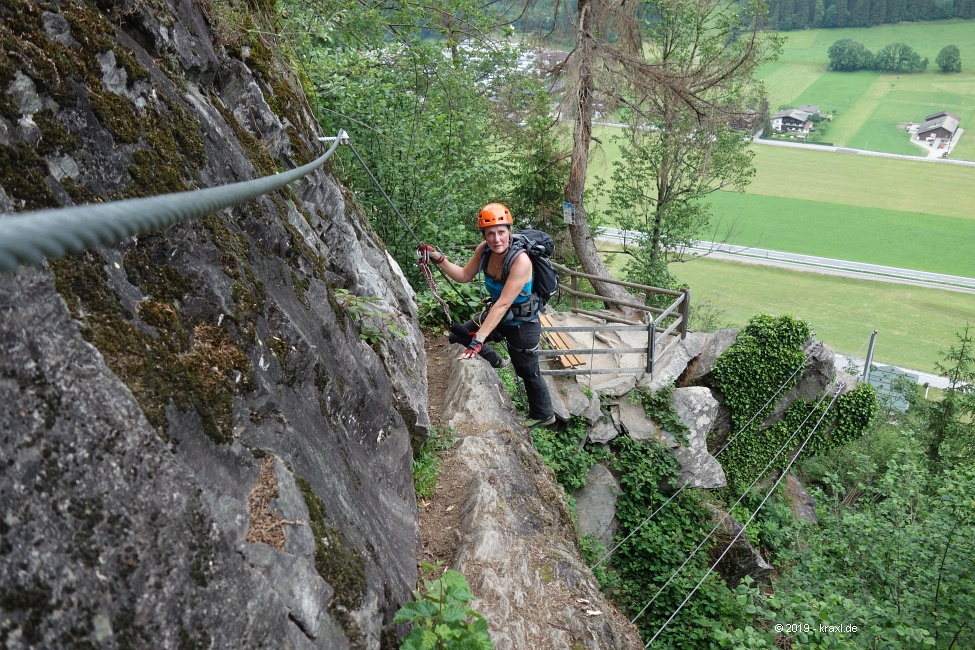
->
[667,387,727,489]
[0,3,423,646]
[682,328,740,387]
[617,398,666,444]
[547,376,597,421]
[588,373,637,397]
[546,374,573,422]
[784,474,817,524]
[574,463,620,550]
[444,358,644,649]
[573,464,621,551]
[588,416,621,444]
[761,338,836,429]
[640,332,707,392]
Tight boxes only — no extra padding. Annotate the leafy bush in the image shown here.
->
[774,457,975,649]
[415,281,486,332]
[394,563,493,650]
[531,416,609,492]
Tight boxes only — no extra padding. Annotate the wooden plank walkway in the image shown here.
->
[539,313,585,369]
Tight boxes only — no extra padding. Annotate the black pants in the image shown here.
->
[449,312,553,421]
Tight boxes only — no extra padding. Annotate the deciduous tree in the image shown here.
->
[561,0,779,307]
[827,38,874,70]
[936,44,962,72]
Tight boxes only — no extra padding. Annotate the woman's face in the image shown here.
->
[483,225,511,255]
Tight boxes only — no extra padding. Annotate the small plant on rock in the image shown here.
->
[394,562,493,650]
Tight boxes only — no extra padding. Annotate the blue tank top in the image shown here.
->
[482,250,533,305]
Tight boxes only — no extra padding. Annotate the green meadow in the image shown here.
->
[588,130,975,277]
[581,21,975,372]
[759,20,975,157]
[661,256,975,374]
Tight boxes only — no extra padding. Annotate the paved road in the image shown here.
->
[598,228,975,294]
[752,130,975,167]
[592,122,975,166]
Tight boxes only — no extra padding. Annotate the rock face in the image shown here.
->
[1,2,422,648]
[441,348,644,650]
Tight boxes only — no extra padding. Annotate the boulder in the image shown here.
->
[705,505,773,586]
[546,376,601,423]
[639,332,707,392]
[681,328,739,387]
[589,416,621,444]
[666,388,726,489]
[616,398,665,444]
[784,474,817,524]
[761,338,836,429]
[573,464,621,551]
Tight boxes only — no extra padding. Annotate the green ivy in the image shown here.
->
[712,314,811,429]
[712,315,877,491]
[531,416,609,492]
[632,385,690,446]
[607,436,750,646]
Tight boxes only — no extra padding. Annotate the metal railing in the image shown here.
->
[539,262,690,378]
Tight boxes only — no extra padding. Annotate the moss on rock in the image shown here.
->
[51,252,253,445]
[295,477,367,611]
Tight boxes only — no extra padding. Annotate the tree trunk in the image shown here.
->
[565,0,640,317]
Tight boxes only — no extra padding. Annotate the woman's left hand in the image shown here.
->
[458,336,483,360]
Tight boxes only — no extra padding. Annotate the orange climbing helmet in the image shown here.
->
[477,203,514,229]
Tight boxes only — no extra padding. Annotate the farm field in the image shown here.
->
[588,130,975,277]
[663,256,975,374]
[758,20,975,158]
[707,192,975,278]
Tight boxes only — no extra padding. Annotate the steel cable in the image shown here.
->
[0,132,346,273]
[643,385,845,647]
[343,139,471,318]
[628,381,841,628]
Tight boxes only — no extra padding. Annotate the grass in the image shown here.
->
[589,131,975,276]
[739,145,975,219]
[663,256,975,374]
[707,194,975,278]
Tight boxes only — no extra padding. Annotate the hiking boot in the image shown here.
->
[525,414,556,428]
[492,357,510,370]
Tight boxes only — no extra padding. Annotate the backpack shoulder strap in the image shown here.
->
[501,235,528,283]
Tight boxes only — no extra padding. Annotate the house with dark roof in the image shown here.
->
[770,109,812,133]
[918,111,960,141]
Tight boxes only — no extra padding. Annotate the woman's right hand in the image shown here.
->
[416,243,444,264]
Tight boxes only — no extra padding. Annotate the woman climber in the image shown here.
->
[417,202,555,428]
